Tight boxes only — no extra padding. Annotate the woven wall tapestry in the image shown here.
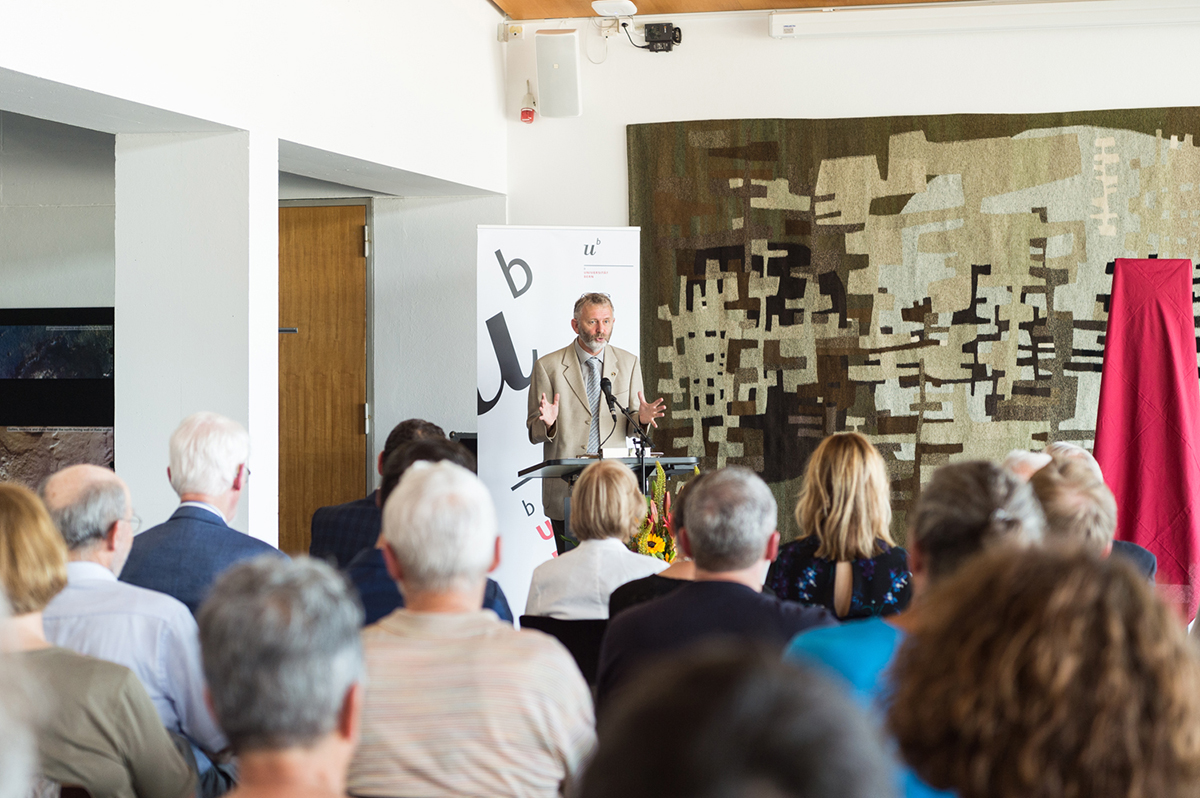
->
[629,110,1200,542]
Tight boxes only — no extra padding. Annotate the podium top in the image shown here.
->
[513,456,700,490]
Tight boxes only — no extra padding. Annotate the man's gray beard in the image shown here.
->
[580,334,607,352]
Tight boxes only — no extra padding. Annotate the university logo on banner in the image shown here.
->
[477,226,640,617]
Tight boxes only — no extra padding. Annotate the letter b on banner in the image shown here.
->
[495,249,532,299]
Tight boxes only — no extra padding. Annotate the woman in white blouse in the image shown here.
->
[525,460,667,620]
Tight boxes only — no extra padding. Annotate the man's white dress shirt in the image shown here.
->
[43,561,227,754]
[178,500,227,522]
[525,537,668,620]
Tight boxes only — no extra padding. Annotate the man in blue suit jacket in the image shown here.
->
[344,435,513,625]
[309,418,444,569]
[121,412,285,615]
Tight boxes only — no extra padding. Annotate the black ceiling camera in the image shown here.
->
[644,22,682,53]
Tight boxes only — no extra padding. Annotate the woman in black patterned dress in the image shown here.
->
[767,432,911,619]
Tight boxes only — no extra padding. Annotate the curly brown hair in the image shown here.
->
[887,546,1200,798]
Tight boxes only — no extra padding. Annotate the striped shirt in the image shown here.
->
[348,609,596,798]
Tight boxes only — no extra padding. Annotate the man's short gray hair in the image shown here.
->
[169,411,250,497]
[382,460,498,593]
[683,467,777,571]
[198,555,363,753]
[573,292,614,321]
[40,478,127,551]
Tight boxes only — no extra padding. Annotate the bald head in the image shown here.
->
[42,465,124,511]
[40,465,133,571]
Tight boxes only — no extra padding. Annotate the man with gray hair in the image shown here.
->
[347,461,595,798]
[40,463,231,796]
[595,466,836,708]
[1031,444,1157,581]
[121,411,284,614]
[199,556,363,798]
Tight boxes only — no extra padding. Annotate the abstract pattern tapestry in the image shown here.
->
[629,110,1200,541]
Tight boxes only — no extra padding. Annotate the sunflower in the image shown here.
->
[642,532,666,555]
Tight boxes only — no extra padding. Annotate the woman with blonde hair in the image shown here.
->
[526,460,666,620]
[767,432,911,618]
[0,482,193,798]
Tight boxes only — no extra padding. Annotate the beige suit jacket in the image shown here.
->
[526,342,644,520]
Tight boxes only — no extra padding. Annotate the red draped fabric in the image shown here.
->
[1094,258,1200,622]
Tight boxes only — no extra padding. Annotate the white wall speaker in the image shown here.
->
[535,29,582,118]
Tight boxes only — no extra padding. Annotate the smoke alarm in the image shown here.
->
[591,1,637,16]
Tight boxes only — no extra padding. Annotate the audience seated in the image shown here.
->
[0,482,194,798]
[767,432,912,618]
[40,464,231,797]
[579,643,895,798]
[607,473,705,617]
[120,411,285,614]
[198,555,363,798]
[595,466,835,709]
[786,460,1044,797]
[786,460,1045,706]
[310,418,444,568]
[526,459,666,619]
[342,437,512,625]
[1040,441,1157,579]
[888,546,1200,798]
[347,461,595,797]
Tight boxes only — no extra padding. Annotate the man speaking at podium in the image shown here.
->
[528,292,666,554]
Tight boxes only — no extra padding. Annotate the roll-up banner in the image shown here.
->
[477,226,640,617]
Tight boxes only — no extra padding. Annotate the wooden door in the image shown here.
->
[278,205,368,555]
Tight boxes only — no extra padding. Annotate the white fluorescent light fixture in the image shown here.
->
[592,0,637,17]
[768,1,1200,39]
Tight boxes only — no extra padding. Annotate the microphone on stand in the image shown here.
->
[599,377,618,420]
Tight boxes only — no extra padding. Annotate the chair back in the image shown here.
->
[519,615,608,685]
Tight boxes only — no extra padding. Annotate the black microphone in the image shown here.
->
[599,377,618,418]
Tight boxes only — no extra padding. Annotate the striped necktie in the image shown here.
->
[585,356,601,453]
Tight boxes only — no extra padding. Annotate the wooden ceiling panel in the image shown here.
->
[495,0,969,21]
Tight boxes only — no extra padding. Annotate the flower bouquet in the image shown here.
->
[628,460,676,562]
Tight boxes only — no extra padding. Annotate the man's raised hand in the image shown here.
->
[538,392,560,428]
[637,391,666,429]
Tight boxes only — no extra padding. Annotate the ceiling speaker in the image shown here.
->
[535,29,582,118]
[592,0,637,16]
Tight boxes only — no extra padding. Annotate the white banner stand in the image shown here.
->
[477,225,640,617]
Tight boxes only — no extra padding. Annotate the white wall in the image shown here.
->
[372,195,507,480]
[0,111,114,307]
[505,0,1200,227]
[0,0,507,195]
[0,0,509,544]
[115,131,277,539]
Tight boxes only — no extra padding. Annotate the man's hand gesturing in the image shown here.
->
[538,392,560,428]
[637,391,666,429]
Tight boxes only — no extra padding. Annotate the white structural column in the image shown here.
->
[246,130,280,546]
[114,130,280,545]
